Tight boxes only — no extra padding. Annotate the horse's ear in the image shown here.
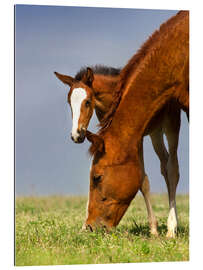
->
[81,67,94,87]
[86,130,105,155]
[54,71,76,87]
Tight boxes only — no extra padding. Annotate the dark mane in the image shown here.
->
[75,65,121,81]
[98,11,188,134]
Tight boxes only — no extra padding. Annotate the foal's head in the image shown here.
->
[54,68,95,143]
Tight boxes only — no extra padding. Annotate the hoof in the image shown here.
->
[166,230,176,238]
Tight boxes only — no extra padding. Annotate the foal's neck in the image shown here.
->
[93,74,119,121]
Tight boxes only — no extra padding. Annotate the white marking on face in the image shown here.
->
[70,88,87,140]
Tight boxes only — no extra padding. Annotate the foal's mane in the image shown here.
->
[75,65,121,81]
[98,11,188,133]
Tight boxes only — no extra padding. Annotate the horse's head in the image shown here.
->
[54,68,95,143]
[83,146,142,231]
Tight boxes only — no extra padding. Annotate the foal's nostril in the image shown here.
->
[71,133,85,143]
[79,128,86,136]
[77,135,85,143]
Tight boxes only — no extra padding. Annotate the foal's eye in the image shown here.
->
[85,100,91,107]
[93,175,102,183]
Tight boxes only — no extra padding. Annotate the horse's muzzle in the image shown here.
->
[82,221,109,232]
[82,223,94,232]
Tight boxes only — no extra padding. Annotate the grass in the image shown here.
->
[15,194,189,266]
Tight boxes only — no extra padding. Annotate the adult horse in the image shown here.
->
[85,10,188,237]
[55,10,189,237]
[55,65,181,237]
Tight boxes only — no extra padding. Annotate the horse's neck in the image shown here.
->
[104,13,188,160]
[93,74,119,121]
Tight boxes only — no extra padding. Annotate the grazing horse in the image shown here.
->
[84,10,188,236]
[55,65,181,237]
[84,10,188,237]
[55,10,189,237]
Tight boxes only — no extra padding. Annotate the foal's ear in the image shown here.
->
[54,71,76,87]
[81,67,94,87]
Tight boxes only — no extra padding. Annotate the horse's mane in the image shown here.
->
[87,11,188,156]
[98,11,188,133]
[75,65,121,81]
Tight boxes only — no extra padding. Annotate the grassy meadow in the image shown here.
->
[15,194,189,266]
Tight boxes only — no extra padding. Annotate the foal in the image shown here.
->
[55,64,181,237]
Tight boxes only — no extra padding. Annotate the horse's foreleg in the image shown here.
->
[150,127,172,236]
[150,127,169,188]
[164,111,180,238]
[139,139,158,236]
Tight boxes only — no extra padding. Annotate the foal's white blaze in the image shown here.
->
[70,88,87,140]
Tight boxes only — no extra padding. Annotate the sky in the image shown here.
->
[15,5,189,196]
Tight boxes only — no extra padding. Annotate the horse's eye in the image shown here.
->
[93,175,102,183]
[85,100,91,107]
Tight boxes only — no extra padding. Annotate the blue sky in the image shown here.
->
[15,5,188,196]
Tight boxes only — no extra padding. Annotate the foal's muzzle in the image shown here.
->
[71,128,86,143]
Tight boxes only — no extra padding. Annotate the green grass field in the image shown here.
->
[15,194,189,266]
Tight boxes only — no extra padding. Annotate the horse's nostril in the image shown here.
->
[87,224,93,232]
